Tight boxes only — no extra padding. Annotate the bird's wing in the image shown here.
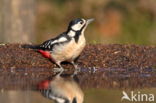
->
[39,32,70,51]
[48,90,69,103]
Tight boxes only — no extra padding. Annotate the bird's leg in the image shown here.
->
[53,61,64,75]
[71,61,80,75]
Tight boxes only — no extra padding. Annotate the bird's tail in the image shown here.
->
[22,44,41,50]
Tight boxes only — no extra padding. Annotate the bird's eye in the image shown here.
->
[80,21,83,24]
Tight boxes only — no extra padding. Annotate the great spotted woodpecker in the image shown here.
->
[25,18,94,74]
[38,73,84,103]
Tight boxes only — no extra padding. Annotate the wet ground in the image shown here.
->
[0,44,155,89]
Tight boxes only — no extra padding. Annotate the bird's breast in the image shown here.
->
[51,36,86,62]
[71,35,86,59]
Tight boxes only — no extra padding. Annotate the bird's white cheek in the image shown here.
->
[71,24,81,31]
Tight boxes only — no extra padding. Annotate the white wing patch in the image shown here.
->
[58,37,67,42]
[49,95,65,103]
[40,36,68,49]
[55,98,65,103]
[50,40,58,45]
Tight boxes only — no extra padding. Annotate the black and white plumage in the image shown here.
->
[38,73,84,103]
[28,18,94,74]
[39,32,71,51]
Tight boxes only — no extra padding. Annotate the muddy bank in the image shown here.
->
[0,44,155,90]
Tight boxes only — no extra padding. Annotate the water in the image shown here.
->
[0,88,156,103]
[0,68,155,103]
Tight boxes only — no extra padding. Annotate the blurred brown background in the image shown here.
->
[0,1,156,103]
[0,0,156,44]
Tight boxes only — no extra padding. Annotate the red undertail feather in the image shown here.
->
[38,80,50,89]
[38,50,51,58]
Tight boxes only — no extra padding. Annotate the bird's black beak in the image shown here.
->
[86,18,94,25]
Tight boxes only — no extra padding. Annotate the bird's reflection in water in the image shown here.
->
[38,73,84,103]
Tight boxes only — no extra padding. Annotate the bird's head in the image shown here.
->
[67,18,94,32]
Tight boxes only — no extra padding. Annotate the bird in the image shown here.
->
[38,73,84,103]
[23,18,94,74]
